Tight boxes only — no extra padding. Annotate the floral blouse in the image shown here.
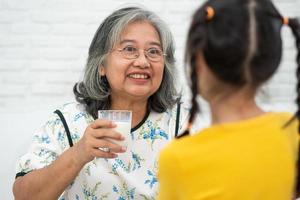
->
[16,102,189,200]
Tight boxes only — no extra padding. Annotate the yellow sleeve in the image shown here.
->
[157,145,180,200]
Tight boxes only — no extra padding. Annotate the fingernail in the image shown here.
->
[120,135,125,140]
[111,122,116,127]
[121,146,127,152]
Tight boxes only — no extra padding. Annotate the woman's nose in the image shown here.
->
[133,51,150,68]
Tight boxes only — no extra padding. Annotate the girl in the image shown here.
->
[158,0,300,199]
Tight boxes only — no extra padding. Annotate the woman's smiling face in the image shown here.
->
[100,21,165,101]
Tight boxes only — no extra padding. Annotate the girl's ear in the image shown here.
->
[196,52,205,75]
[99,65,106,76]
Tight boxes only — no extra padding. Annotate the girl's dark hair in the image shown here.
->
[181,0,300,196]
[288,17,300,197]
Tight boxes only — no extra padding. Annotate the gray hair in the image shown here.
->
[74,6,179,118]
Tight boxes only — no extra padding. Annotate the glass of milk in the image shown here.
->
[98,110,132,147]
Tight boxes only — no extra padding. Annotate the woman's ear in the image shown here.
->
[99,65,106,76]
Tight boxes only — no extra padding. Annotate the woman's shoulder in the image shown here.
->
[56,101,85,113]
[54,101,88,115]
[52,101,93,123]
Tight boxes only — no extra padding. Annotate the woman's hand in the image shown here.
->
[72,119,126,166]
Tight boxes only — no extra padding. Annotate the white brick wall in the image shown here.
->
[0,0,299,199]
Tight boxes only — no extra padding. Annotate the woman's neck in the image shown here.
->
[110,97,148,128]
[209,87,265,125]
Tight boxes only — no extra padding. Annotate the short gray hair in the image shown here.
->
[74,6,179,118]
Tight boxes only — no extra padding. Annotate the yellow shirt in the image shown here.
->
[158,113,298,200]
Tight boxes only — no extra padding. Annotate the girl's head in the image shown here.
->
[183,0,300,133]
[188,0,283,92]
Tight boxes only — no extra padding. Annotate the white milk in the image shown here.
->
[98,110,132,148]
[110,121,131,147]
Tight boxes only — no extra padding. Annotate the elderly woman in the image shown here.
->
[13,6,186,200]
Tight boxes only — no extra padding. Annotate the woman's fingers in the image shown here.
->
[92,128,125,140]
[74,119,127,163]
[90,119,116,129]
[92,138,126,154]
[92,148,118,159]
[89,119,124,140]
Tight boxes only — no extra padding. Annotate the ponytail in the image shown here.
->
[177,56,200,138]
[287,17,300,198]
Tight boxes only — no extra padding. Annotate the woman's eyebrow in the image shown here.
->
[119,39,136,45]
[148,42,162,48]
[119,39,162,47]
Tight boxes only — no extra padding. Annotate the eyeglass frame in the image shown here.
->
[113,46,167,62]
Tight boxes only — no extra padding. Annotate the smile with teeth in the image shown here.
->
[128,74,150,79]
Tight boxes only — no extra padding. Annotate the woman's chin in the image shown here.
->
[126,89,153,99]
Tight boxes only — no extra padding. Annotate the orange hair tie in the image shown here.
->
[206,6,215,20]
[283,17,289,25]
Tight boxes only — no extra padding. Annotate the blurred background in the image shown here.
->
[0,0,299,199]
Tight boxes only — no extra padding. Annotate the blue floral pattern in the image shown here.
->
[144,170,157,189]
[132,151,145,171]
[33,134,51,144]
[112,183,136,200]
[109,151,145,175]
[144,161,158,189]
[82,182,109,200]
[137,119,169,149]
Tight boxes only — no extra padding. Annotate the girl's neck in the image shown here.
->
[208,88,265,125]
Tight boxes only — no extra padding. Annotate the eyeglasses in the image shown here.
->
[114,46,166,62]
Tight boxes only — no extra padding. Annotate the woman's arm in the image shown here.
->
[13,147,83,200]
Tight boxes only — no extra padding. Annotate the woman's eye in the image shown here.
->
[148,48,161,55]
[123,46,136,52]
